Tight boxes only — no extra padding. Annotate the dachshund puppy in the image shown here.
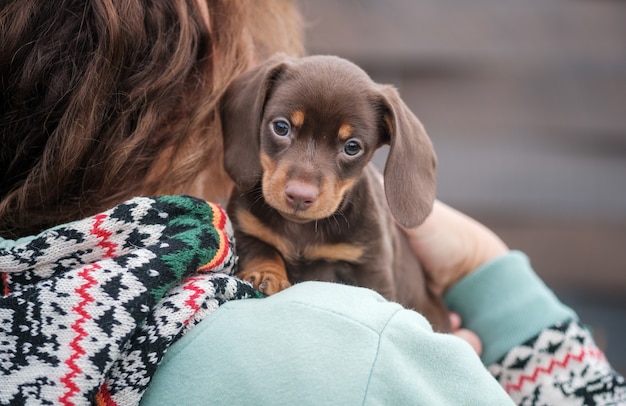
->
[220,54,449,331]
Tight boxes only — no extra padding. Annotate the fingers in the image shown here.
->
[449,312,463,330]
[403,200,508,294]
[452,329,483,356]
[449,312,482,355]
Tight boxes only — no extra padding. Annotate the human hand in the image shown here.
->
[404,201,508,296]
[449,312,482,355]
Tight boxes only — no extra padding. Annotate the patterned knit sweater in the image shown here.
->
[1,195,625,405]
[0,195,258,405]
[490,320,625,405]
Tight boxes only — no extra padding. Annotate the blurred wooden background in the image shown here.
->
[297,0,626,374]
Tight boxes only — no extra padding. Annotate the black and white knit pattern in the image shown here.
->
[490,320,626,405]
[0,195,258,405]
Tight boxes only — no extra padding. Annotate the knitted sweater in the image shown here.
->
[2,196,625,405]
[0,195,258,405]
[448,252,626,405]
[141,254,626,405]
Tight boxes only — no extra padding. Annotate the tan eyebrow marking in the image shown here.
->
[290,110,305,127]
[338,123,353,140]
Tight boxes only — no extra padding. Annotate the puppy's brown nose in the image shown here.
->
[284,181,318,211]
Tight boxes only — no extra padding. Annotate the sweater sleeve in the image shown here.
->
[141,281,515,405]
[444,250,578,365]
[445,250,626,404]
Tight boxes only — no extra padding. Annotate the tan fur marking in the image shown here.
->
[338,123,353,140]
[236,208,296,261]
[239,254,291,295]
[290,110,305,127]
[334,177,357,201]
[260,152,291,213]
[241,254,285,273]
[260,152,276,173]
[303,243,365,263]
[260,153,358,222]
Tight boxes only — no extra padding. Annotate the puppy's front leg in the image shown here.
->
[238,253,291,295]
[235,233,291,295]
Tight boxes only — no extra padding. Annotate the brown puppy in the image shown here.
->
[220,54,449,331]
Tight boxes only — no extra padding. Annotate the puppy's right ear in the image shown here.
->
[220,53,290,191]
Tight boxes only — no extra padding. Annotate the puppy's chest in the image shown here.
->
[237,209,368,265]
[274,218,396,288]
[256,219,384,286]
[289,234,366,268]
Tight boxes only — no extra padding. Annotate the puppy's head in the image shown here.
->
[220,54,436,228]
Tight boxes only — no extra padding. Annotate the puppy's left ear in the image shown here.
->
[220,53,291,191]
[378,85,437,228]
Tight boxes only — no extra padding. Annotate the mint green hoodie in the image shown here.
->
[141,252,596,405]
[3,197,621,405]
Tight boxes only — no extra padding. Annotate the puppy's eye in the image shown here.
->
[271,119,291,137]
[343,140,362,156]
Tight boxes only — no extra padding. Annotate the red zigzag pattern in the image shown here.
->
[59,214,119,405]
[183,276,207,325]
[59,264,99,406]
[505,347,607,393]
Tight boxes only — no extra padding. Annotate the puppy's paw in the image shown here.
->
[239,269,292,295]
[237,255,291,295]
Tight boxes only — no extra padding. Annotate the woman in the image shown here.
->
[0,0,303,238]
[1,1,623,405]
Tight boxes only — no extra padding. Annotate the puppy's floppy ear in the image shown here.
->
[220,53,290,191]
[378,85,437,228]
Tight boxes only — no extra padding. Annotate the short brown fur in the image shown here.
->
[239,255,291,296]
[221,54,449,331]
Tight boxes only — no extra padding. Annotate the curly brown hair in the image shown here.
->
[0,0,303,238]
